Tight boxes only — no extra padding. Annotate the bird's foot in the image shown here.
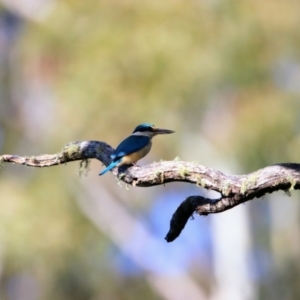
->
[131,162,141,168]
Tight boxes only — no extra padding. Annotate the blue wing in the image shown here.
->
[111,135,150,160]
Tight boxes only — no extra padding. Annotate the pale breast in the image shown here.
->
[122,141,152,164]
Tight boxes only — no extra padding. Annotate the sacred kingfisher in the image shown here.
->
[99,123,174,176]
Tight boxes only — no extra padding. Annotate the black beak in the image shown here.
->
[155,128,175,134]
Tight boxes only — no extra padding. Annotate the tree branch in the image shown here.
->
[1,140,300,242]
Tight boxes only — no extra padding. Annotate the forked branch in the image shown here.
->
[1,140,300,242]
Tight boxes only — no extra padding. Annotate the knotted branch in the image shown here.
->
[1,140,300,241]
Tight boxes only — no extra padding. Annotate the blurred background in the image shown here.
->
[1,0,300,299]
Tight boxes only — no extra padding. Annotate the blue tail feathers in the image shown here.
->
[99,159,121,176]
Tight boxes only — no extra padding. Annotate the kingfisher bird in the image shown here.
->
[99,123,174,176]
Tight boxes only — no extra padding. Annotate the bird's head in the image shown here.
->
[132,123,174,137]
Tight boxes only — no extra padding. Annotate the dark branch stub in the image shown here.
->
[165,196,215,242]
[1,140,300,242]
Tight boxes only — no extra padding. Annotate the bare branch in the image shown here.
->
[1,140,300,241]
